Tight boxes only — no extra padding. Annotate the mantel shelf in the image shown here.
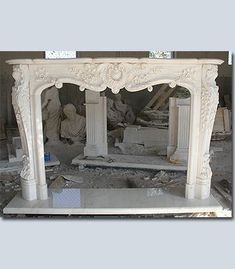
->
[6,58,224,65]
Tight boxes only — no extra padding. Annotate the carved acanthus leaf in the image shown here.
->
[12,65,31,137]
[34,67,55,84]
[169,67,198,88]
[35,67,49,81]
[199,153,212,181]
[68,63,193,93]
[69,64,104,89]
[20,155,31,179]
[198,65,219,182]
[12,65,33,180]
[200,65,219,131]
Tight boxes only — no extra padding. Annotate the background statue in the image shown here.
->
[114,94,135,124]
[42,86,61,144]
[61,104,86,144]
[107,98,123,129]
[107,94,135,129]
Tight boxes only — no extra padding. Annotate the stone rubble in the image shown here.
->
[151,170,170,181]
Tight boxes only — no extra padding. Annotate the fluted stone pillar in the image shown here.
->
[167,97,178,158]
[169,98,190,164]
[84,90,108,157]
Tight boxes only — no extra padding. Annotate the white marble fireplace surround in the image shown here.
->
[7,58,223,202]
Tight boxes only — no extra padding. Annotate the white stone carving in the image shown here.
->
[35,67,49,81]
[26,60,202,94]
[168,97,191,164]
[11,65,37,200]
[61,104,86,143]
[7,136,23,163]
[42,86,61,143]
[12,65,34,180]
[195,65,220,199]
[167,98,178,158]
[7,58,223,201]
[84,90,108,157]
[107,94,135,129]
[200,65,219,131]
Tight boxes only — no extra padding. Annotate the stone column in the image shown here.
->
[31,93,48,200]
[170,98,190,164]
[185,93,201,199]
[167,97,178,158]
[84,90,108,157]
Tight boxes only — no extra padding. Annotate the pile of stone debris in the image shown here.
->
[212,179,232,204]
[0,174,21,193]
[136,109,169,129]
[127,170,185,188]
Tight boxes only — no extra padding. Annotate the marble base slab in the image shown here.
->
[3,187,222,216]
[72,154,187,171]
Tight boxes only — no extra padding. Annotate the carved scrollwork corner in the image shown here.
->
[34,67,56,86]
[55,80,63,89]
[198,65,219,182]
[200,65,219,131]
[169,81,177,88]
[20,155,31,179]
[66,64,201,94]
[199,153,212,181]
[12,65,34,181]
[169,67,199,90]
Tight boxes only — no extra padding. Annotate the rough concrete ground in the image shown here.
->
[47,165,186,189]
[209,136,232,213]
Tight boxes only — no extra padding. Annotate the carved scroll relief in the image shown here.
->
[198,65,219,182]
[32,63,200,95]
[12,65,34,181]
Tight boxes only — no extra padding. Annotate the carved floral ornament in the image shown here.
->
[200,65,219,131]
[11,65,34,181]
[199,152,213,183]
[32,63,200,94]
[12,65,31,141]
[197,65,219,183]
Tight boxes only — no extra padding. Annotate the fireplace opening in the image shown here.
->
[40,83,191,193]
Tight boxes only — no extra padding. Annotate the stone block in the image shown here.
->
[8,136,23,163]
[123,125,168,147]
[167,98,190,164]
[212,107,231,136]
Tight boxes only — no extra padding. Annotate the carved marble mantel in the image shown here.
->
[7,58,223,201]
